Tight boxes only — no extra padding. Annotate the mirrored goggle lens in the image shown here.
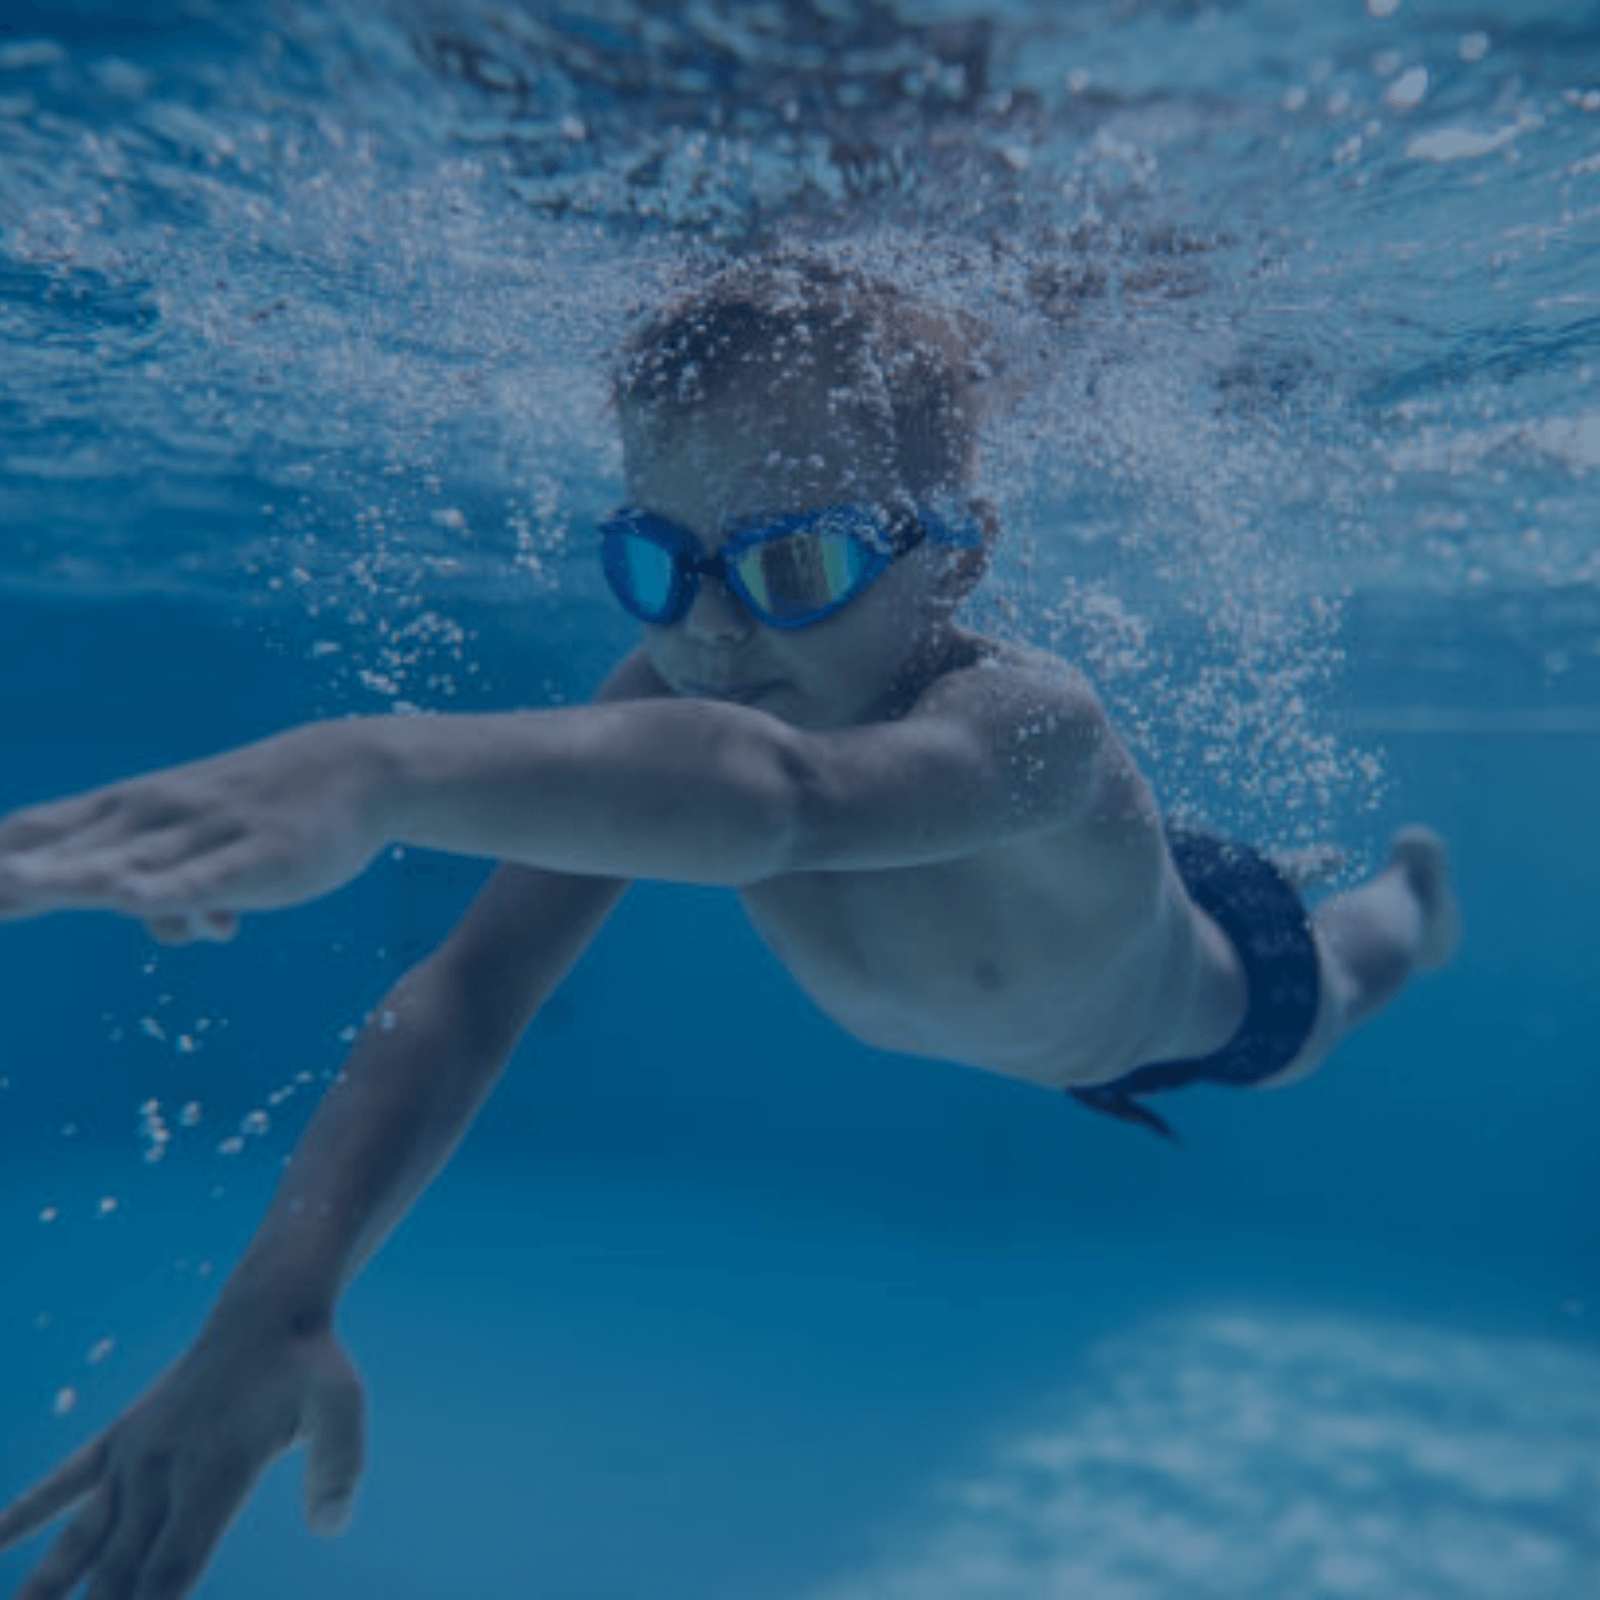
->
[733,529,878,623]
[608,531,681,619]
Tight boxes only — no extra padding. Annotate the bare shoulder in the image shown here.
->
[911,632,1114,746]
[861,631,1136,844]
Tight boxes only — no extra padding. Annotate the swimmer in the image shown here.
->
[0,255,1459,1600]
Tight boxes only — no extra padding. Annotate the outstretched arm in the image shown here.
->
[0,690,800,923]
[0,645,1123,928]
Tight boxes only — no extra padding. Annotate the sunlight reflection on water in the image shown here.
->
[807,1307,1600,1600]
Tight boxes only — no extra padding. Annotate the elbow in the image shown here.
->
[726,719,818,884]
[731,760,803,886]
[648,702,818,885]
[398,947,519,1069]
[748,722,859,879]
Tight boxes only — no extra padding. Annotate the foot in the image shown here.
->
[1387,825,1461,970]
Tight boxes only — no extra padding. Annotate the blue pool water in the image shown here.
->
[2,3,1598,1597]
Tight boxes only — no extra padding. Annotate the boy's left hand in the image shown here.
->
[0,722,389,937]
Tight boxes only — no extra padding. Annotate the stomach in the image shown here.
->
[737,843,1177,1088]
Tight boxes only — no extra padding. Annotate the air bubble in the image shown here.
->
[1387,67,1430,111]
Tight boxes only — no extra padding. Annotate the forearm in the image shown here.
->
[209,955,511,1331]
[372,701,802,886]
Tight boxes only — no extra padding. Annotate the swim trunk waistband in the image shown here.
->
[1069,826,1321,1143]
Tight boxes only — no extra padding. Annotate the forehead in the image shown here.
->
[620,366,902,516]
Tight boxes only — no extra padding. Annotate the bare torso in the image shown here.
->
[735,638,1236,1091]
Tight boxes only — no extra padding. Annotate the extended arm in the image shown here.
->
[221,860,626,1324]
[383,648,1130,876]
[0,644,1128,923]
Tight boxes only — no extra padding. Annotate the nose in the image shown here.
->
[682,574,753,644]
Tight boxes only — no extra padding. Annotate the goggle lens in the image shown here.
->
[611,530,680,621]
[732,527,878,623]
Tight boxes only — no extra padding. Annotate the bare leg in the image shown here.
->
[1261,826,1460,1088]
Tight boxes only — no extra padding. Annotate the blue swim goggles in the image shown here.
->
[599,502,981,631]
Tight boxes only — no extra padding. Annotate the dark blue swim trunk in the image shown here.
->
[1069,827,1321,1143]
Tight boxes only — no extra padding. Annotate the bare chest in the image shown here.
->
[737,839,1160,1082]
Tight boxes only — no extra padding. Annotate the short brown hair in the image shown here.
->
[613,253,984,501]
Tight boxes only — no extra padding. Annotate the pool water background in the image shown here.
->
[2,2,1598,1596]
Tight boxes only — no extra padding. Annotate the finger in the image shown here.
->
[0,871,49,920]
[88,817,244,878]
[301,1351,366,1535]
[4,812,237,900]
[82,1466,167,1600]
[128,1451,265,1600]
[15,1483,114,1600]
[0,833,242,919]
[0,792,119,857]
[0,858,84,920]
[0,854,127,913]
[121,843,290,918]
[8,804,156,863]
[0,1434,110,1552]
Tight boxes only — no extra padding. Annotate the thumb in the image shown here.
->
[300,1344,367,1537]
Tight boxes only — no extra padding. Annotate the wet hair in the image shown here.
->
[613,253,986,501]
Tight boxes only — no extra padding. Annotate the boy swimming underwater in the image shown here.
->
[0,255,1458,1600]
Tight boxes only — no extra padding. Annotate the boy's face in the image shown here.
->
[620,371,968,731]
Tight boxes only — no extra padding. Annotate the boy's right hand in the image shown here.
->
[0,1311,366,1600]
[0,721,392,934]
